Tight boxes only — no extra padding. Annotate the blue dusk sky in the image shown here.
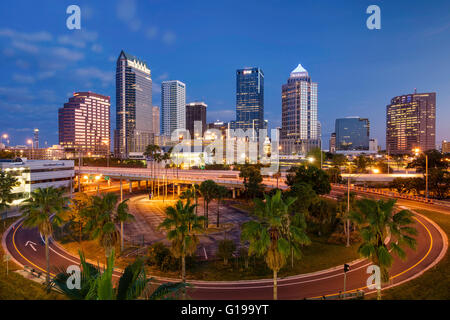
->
[0,0,449,149]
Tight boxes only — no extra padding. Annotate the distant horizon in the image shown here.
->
[0,0,449,150]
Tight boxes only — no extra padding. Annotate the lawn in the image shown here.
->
[380,209,450,300]
[0,217,65,300]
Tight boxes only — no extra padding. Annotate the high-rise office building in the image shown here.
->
[329,133,336,153]
[186,102,207,138]
[280,64,318,155]
[335,117,370,151]
[114,50,153,158]
[153,106,160,136]
[59,92,110,156]
[161,80,186,136]
[386,92,436,154]
[442,140,450,154]
[235,67,264,132]
[33,129,39,149]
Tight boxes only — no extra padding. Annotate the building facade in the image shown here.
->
[115,51,153,158]
[186,102,207,138]
[329,132,336,153]
[335,117,370,151]
[280,64,318,155]
[386,92,436,154]
[161,80,186,136]
[442,140,450,154]
[59,92,110,157]
[33,129,39,149]
[0,159,74,204]
[152,106,160,136]
[235,67,264,132]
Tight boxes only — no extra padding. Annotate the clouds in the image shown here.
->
[0,28,52,42]
[74,67,114,87]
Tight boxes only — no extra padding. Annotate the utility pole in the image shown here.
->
[425,153,429,201]
[343,264,350,299]
[120,177,123,202]
[346,165,351,247]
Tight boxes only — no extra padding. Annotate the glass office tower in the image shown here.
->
[114,50,153,158]
[161,80,186,136]
[235,67,264,132]
[386,92,436,154]
[280,64,318,155]
[335,117,370,151]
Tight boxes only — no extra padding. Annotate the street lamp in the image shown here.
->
[27,139,34,159]
[413,148,428,201]
[1,134,8,146]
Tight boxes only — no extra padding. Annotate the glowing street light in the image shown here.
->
[372,168,380,174]
[308,157,315,163]
[413,148,428,200]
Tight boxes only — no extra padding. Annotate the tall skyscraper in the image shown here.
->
[161,80,186,136]
[280,64,318,155]
[335,117,370,151]
[329,133,336,153]
[186,102,207,138]
[386,92,436,154]
[153,106,160,136]
[235,67,264,132]
[33,128,39,149]
[59,92,110,156]
[114,50,153,158]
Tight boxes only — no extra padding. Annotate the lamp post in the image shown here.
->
[413,148,428,200]
[27,139,34,159]
[1,134,8,147]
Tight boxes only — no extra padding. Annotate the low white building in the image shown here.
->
[0,158,74,205]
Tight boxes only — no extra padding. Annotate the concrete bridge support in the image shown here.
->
[129,181,133,193]
[177,184,181,196]
[232,188,236,199]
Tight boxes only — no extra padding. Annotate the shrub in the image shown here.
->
[217,239,236,265]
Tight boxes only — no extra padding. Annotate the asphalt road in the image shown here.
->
[2,191,447,299]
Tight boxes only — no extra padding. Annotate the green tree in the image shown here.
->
[306,147,326,168]
[67,192,92,243]
[158,200,205,294]
[84,193,121,259]
[331,154,347,167]
[349,198,417,300]
[353,155,368,173]
[116,199,135,252]
[21,187,68,284]
[215,185,229,227]
[407,149,448,172]
[241,190,310,300]
[49,249,187,300]
[286,165,331,195]
[217,239,236,265]
[0,170,18,223]
[199,180,218,228]
[239,164,264,200]
[327,166,342,184]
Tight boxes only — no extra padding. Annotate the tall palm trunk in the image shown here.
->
[45,234,50,284]
[120,221,124,252]
[181,254,186,300]
[273,270,278,300]
[377,288,382,300]
[216,199,220,227]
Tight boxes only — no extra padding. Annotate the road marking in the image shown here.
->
[25,241,37,252]
[12,222,56,277]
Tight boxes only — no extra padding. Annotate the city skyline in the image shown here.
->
[0,1,449,149]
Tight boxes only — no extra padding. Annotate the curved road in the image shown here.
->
[2,193,448,299]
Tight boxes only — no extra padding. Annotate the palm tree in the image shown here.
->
[84,193,120,259]
[158,200,205,298]
[215,185,229,227]
[180,188,195,203]
[21,187,68,284]
[116,199,135,252]
[49,248,187,300]
[199,180,217,228]
[349,198,417,300]
[241,190,310,300]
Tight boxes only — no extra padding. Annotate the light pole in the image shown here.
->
[27,139,34,159]
[346,163,352,247]
[1,134,8,147]
[414,148,428,200]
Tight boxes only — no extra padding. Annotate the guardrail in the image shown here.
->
[332,183,434,204]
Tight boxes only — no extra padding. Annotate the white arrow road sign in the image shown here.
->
[25,241,37,252]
